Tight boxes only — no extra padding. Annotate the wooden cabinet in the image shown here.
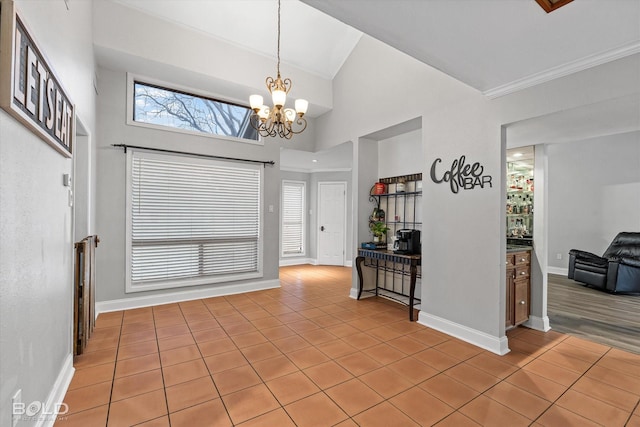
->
[506,249,531,328]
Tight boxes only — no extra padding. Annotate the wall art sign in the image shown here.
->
[430,155,493,194]
[0,1,74,157]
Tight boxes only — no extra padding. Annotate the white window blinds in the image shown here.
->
[126,150,262,292]
[282,181,305,256]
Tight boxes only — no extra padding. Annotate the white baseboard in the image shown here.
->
[96,279,280,315]
[524,315,551,332]
[418,312,510,355]
[349,287,375,300]
[344,260,353,268]
[37,354,74,427]
[547,266,568,276]
[279,257,315,267]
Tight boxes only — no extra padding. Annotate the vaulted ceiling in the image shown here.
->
[114,0,640,98]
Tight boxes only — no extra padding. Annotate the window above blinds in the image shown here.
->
[126,150,263,292]
[130,79,259,142]
[282,180,305,256]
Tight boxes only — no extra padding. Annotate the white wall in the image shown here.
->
[315,33,640,353]
[378,129,423,178]
[547,131,640,271]
[0,0,96,423]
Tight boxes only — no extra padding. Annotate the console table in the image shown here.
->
[355,249,421,321]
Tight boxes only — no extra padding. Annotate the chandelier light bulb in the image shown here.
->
[284,108,296,123]
[272,89,286,108]
[249,95,263,111]
[258,106,269,120]
[294,99,308,116]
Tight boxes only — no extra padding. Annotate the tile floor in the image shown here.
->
[55,265,640,426]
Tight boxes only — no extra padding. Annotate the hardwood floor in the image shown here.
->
[547,273,640,354]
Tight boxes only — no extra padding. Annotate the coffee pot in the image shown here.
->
[394,229,421,255]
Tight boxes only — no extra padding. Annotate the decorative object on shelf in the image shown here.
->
[372,182,386,195]
[370,221,390,243]
[248,0,308,139]
[370,207,385,222]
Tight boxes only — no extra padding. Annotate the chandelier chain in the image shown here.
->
[276,0,281,77]
[248,0,308,140]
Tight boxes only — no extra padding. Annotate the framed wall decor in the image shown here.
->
[0,0,74,157]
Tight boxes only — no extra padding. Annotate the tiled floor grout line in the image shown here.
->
[63,267,640,426]
[105,311,124,426]
[153,305,175,427]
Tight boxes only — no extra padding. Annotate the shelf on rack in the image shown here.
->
[372,191,422,197]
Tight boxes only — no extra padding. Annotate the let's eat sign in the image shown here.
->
[0,1,74,157]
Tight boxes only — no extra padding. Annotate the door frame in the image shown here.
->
[316,181,347,266]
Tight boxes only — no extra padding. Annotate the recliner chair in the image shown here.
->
[568,232,640,294]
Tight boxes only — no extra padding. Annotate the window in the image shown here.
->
[126,150,263,292]
[132,81,258,141]
[281,180,306,256]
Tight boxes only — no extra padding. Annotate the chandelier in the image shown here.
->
[249,0,308,139]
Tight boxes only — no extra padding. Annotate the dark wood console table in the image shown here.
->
[355,249,421,321]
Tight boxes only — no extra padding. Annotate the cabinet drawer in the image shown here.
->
[514,251,530,265]
[515,265,529,279]
[506,254,515,266]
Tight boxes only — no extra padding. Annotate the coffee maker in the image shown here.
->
[393,229,421,255]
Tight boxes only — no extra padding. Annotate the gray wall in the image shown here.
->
[279,170,354,265]
[0,0,96,423]
[547,131,640,270]
[95,67,281,302]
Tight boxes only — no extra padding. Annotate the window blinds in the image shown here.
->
[127,150,262,291]
[282,181,305,256]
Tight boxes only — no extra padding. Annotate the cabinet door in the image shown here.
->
[514,279,530,325]
[506,268,514,327]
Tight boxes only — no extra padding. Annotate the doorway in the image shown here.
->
[317,181,347,265]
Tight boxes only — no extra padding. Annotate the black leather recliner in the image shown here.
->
[568,232,640,294]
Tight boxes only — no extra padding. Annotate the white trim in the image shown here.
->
[484,40,640,99]
[97,279,280,315]
[37,354,74,427]
[418,312,510,355]
[547,266,568,276]
[524,315,551,332]
[344,260,353,268]
[279,257,314,267]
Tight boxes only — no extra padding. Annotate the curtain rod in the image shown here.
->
[111,144,276,167]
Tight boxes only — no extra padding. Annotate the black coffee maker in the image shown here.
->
[393,229,421,255]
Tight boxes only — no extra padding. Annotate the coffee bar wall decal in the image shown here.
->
[430,155,493,194]
[0,1,74,157]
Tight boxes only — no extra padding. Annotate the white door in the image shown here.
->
[317,182,346,265]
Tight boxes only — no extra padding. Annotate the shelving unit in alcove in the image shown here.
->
[506,161,534,239]
[370,173,422,243]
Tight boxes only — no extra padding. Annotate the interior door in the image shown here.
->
[317,182,346,265]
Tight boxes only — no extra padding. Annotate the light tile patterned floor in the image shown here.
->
[56,265,640,426]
